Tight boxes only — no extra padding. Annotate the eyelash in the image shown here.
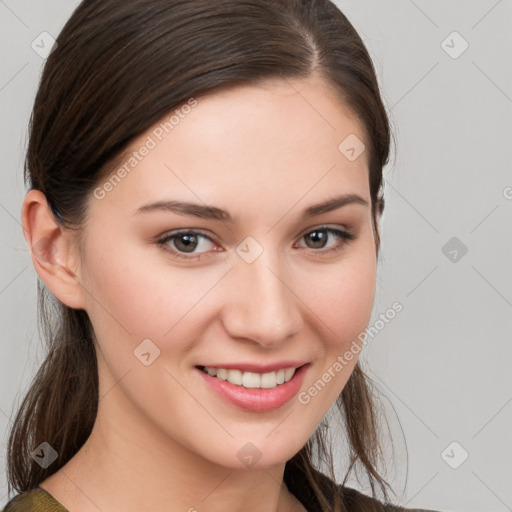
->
[156,227,355,261]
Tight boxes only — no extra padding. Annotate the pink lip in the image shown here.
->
[195,363,309,412]
[196,361,308,373]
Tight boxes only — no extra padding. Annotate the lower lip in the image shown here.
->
[195,364,309,412]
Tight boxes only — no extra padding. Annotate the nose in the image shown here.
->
[221,251,302,348]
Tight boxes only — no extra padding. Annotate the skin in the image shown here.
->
[23,72,378,512]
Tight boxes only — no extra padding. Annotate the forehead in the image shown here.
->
[90,74,370,222]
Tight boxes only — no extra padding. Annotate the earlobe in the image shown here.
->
[21,189,86,310]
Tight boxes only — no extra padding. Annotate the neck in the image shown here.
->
[40,378,302,512]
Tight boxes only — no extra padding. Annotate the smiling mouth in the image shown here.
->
[196,365,302,389]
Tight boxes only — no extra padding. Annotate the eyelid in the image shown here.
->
[298,222,351,237]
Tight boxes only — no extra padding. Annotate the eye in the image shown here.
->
[156,226,355,261]
[295,227,355,255]
[157,230,219,260]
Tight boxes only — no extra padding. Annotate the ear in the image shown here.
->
[21,189,86,310]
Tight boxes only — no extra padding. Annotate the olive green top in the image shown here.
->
[2,462,442,511]
[2,488,66,512]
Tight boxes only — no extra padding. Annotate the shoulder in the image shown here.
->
[2,487,69,512]
[342,486,442,512]
[284,459,443,512]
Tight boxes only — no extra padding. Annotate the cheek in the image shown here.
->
[293,250,376,429]
[79,233,213,356]
[305,246,377,348]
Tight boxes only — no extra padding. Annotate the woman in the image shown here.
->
[3,1,442,511]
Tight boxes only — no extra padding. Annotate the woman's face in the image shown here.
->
[75,74,377,469]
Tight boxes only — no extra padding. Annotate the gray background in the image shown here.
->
[1,1,511,511]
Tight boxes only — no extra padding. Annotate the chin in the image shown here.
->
[195,429,308,471]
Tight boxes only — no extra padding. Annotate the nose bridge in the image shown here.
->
[224,244,301,346]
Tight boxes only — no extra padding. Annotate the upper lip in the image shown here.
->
[196,361,309,373]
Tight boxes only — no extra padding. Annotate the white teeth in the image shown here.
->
[201,366,297,389]
[227,369,243,385]
[242,372,260,388]
[260,372,276,389]
[284,368,295,381]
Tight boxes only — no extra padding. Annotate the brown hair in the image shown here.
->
[7,0,395,510]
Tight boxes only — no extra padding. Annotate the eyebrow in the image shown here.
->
[134,193,368,223]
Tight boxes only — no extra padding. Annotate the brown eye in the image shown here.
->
[157,230,218,260]
[298,227,355,253]
[304,229,329,249]
[173,232,200,253]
